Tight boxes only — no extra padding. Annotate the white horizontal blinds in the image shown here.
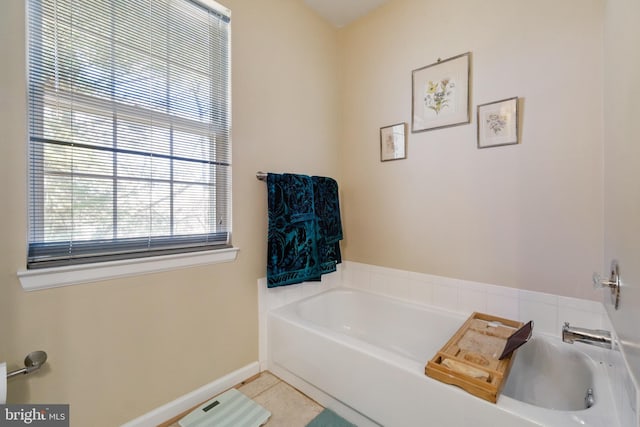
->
[27,0,231,268]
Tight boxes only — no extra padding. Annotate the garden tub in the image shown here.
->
[268,287,618,427]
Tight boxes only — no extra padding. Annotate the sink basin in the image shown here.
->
[502,336,594,410]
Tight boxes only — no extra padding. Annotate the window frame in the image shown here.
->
[26,0,232,270]
[24,0,235,279]
[18,247,239,291]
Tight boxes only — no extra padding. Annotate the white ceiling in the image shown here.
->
[303,0,388,28]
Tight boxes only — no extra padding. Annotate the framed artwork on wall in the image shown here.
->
[477,97,519,149]
[380,122,407,161]
[411,52,471,133]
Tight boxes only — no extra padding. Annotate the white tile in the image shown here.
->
[432,275,458,289]
[391,276,412,301]
[457,278,486,293]
[369,263,409,278]
[602,312,614,332]
[406,270,429,282]
[344,262,371,290]
[369,271,391,296]
[388,275,412,300]
[557,295,603,313]
[519,289,558,306]
[484,283,519,298]
[458,288,487,315]
[407,278,434,306]
[416,271,442,285]
[433,283,458,311]
[558,306,603,331]
[368,265,411,299]
[486,293,519,320]
[519,299,558,336]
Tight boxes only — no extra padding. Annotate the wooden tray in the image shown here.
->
[425,312,523,403]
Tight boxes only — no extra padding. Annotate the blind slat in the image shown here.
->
[27,0,231,268]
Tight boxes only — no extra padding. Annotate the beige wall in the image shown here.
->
[338,0,604,300]
[603,0,640,384]
[2,0,629,424]
[0,0,339,425]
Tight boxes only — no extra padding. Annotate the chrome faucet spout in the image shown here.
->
[562,322,612,349]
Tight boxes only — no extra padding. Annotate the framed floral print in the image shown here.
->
[411,52,471,133]
[380,122,407,161]
[477,97,519,149]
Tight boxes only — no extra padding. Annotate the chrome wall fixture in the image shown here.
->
[6,351,47,379]
[562,322,612,349]
[593,260,621,310]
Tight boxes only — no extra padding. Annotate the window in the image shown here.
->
[26,0,231,269]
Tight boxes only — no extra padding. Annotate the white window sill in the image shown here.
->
[17,247,240,291]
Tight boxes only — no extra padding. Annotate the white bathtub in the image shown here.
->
[267,287,619,427]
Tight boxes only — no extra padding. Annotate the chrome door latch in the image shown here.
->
[593,260,621,310]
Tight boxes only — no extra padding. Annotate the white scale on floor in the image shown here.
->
[178,388,271,427]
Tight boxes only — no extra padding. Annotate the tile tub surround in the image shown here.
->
[259,261,638,426]
[340,262,607,335]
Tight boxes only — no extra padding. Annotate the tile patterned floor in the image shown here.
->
[167,372,323,427]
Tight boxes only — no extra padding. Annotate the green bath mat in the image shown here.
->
[306,408,356,427]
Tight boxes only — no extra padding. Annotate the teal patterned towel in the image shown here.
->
[266,173,342,288]
[313,175,343,275]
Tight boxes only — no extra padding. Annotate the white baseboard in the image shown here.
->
[121,362,260,427]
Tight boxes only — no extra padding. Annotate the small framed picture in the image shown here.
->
[412,52,471,133]
[380,122,407,162]
[477,97,519,149]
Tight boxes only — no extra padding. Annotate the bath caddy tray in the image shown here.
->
[425,312,524,403]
